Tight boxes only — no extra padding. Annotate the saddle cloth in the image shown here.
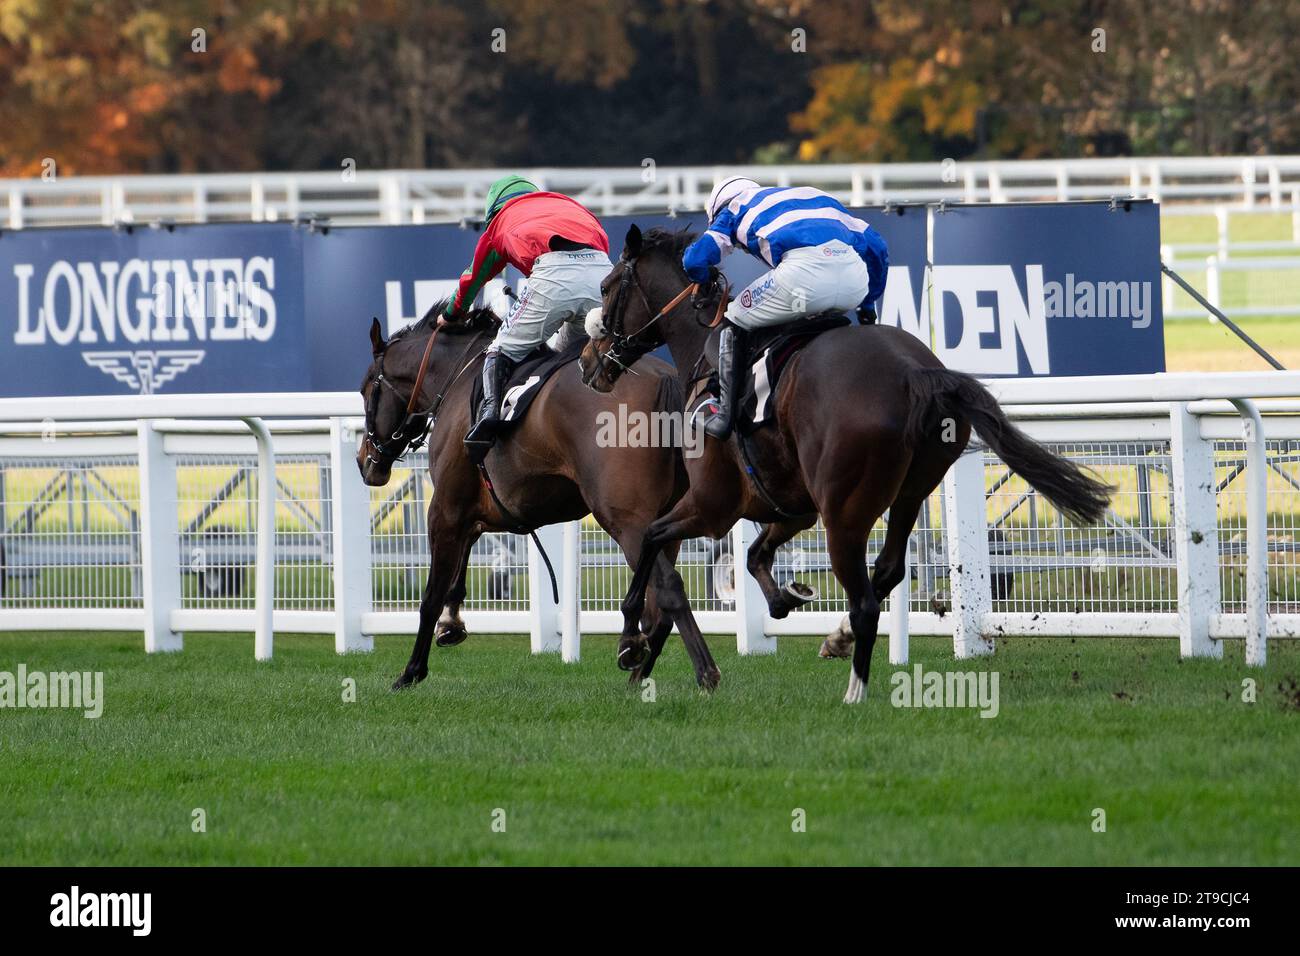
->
[469,338,586,433]
[699,313,853,436]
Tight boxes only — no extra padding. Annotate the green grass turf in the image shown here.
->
[1160,210,1300,371]
[1,630,1296,866]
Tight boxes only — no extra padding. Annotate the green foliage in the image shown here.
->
[6,1,1293,173]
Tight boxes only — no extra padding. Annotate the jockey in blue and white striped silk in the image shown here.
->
[681,177,889,439]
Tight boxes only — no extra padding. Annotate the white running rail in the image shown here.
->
[3,371,1300,667]
[6,156,1300,229]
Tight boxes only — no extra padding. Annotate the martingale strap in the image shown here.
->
[476,462,560,604]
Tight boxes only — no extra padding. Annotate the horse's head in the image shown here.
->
[580,224,710,393]
[356,304,496,486]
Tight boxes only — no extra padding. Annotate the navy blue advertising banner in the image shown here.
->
[855,203,928,332]
[0,223,307,397]
[929,200,1165,375]
[0,201,1162,397]
[302,223,482,391]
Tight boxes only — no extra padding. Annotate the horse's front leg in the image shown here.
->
[393,523,472,691]
[746,515,819,618]
[621,490,730,638]
[435,532,479,647]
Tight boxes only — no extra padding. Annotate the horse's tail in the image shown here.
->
[904,366,1111,525]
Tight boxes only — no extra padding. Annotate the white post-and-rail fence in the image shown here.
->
[3,370,1300,667]
[7,156,1300,228]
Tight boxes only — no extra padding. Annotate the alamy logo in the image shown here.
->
[1042,273,1153,327]
[83,350,206,394]
[49,886,151,936]
[595,402,705,459]
[890,663,1000,718]
[0,665,103,718]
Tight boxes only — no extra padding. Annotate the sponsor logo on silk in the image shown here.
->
[10,257,277,394]
[738,273,777,312]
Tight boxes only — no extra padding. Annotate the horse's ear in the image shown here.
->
[624,223,642,258]
[369,317,385,355]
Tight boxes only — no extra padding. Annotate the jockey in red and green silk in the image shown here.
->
[450,175,611,463]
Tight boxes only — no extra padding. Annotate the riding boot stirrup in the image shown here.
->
[464,353,512,464]
[703,326,748,440]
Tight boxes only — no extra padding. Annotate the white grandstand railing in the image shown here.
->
[6,156,1300,228]
[3,371,1300,669]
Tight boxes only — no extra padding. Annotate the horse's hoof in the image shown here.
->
[617,639,649,672]
[435,621,468,647]
[784,580,817,605]
[768,580,817,619]
[818,637,852,659]
[698,667,721,692]
[390,668,427,692]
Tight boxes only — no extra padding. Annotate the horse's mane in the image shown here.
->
[388,298,500,345]
[639,227,699,258]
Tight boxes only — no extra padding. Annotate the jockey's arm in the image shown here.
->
[445,230,507,318]
[682,211,738,284]
[856,225,890,310]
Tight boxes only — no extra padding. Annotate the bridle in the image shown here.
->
[364,322,490,467]
[583,250,729,387]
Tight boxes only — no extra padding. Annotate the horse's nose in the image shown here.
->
[584,306,606,339]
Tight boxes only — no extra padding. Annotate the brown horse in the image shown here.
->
[356,302,720,690]
[579,226,1111,703]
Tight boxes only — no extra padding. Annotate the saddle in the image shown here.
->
[699,312,853,436]
[469,338,586,434]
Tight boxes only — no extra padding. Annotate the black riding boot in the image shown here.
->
[704,325,748,440]
[464,353,512,464]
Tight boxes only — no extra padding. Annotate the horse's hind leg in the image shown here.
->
[875,436,963,601]
[822,440,958,660]
[822,494,927,660]
[825,525,881,705]
[435,531,479,647]
[746,515,818,618]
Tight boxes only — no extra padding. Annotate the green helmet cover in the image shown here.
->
[484,175,539,222]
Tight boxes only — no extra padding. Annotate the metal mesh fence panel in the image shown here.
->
[175,452,333,611]
[984,441,1176,614]
[368,450,530,613]
[5,428,1296,629]
[0,455,142,608]
[1216,438,1300,613]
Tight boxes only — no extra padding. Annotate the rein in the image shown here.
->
[585,256,728,387]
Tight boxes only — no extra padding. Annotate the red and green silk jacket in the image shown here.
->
[444,192,610,317]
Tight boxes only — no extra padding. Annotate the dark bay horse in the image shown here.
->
[357,302,720,690]
[579,226,1111,703]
